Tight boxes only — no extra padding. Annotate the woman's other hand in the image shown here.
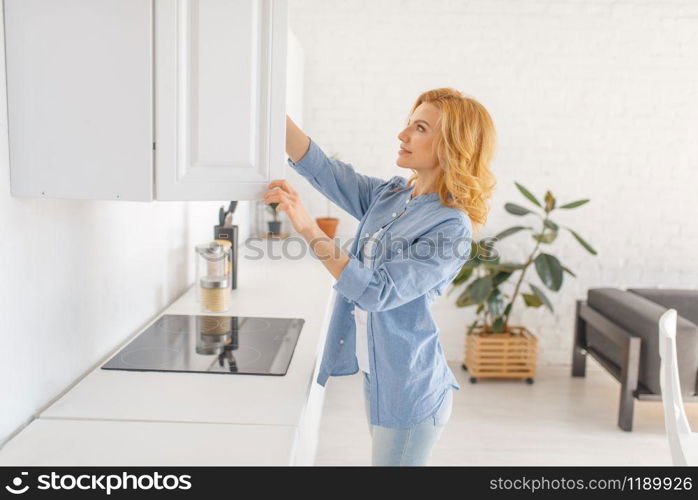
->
[263,179,317,238]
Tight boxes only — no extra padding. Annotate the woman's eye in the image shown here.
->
[417,125,425,131]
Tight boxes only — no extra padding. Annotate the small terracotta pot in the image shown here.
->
[316,217,339,238]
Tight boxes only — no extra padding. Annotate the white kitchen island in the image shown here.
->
[0,240,337,465]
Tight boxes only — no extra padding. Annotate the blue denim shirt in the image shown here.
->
[288,137,472,428]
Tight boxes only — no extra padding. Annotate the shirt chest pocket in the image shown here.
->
[360,214,416,266]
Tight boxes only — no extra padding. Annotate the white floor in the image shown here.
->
[315,360,698,466]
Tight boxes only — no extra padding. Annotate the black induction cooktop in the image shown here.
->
[101,314,304,376]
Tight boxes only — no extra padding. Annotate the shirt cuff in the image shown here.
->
[332,254,373,303]
[287,136,324,177]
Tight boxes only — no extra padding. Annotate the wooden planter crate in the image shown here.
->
[463,325,537,384]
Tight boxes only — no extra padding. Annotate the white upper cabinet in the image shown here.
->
[4,0,154,201]
[154,0,287,201]
[286,29,304,129]
[4,0,288,201]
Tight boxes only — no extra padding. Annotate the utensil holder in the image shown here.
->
[214,224,238,289]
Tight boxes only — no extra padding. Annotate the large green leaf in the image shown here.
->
[451,266,474,286]
[487,262,526,272]
[559,199,589,209]
[562,265,577,278]
[566,228,597,255]
[487,289,505,316]
[456,290,474,307]
[522,293,543,307]
[544,219,559,231]
[472,240,499,265]
[530,284,554,312]
[478,256,500,268]
[534,253,563,291]
[514,182,542,208]
[504,203,533,216]
[494,226,530,240]
[503,303,513,316]
[466,276,493,304]
[461,241,481,267]
[491,271,513,287]
[532,231,558,244]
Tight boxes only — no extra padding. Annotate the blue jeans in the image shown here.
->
[362,370,452,466]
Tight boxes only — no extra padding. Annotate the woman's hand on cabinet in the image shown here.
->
[263,179,317,238]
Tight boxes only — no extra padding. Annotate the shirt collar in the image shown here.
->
[392,178,440,203]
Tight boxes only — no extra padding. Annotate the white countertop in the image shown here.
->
[40,242,335,426]
[0,240,336,465]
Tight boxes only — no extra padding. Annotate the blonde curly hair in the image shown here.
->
[404,88,497,235]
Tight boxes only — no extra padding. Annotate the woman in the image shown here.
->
[264,87,496,466]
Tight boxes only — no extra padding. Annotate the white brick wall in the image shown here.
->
[288,0,698,366]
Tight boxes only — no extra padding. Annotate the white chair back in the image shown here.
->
[658,308,692,465]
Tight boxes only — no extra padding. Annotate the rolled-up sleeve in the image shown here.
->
[333,217,472,312]
[287,136,392,221]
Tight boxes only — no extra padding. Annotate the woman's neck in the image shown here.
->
[410,178,439,198]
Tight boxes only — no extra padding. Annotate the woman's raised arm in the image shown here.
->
[284,117,392,222]
[286,115,311,163]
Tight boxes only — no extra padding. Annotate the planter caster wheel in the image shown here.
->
[525,378,534,385]
[461,363,468,372]
[469,377,477,384]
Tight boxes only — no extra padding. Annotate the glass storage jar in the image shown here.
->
[195,241,231,312]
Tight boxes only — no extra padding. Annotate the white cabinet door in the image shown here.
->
[286,29,304,129]
[4,0,154,201]
[154,0,287,201]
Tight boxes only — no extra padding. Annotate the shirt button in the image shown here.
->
[391,212,397,217]
[339,339,345,344]
[364,232,369,237]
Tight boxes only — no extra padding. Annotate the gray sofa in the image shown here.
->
[572,288,698,431]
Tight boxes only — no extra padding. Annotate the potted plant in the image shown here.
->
[267,202,282,236]
[449,182,597,384]
[315,153,341,239]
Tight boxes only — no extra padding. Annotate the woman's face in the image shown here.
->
[396,102,441,171]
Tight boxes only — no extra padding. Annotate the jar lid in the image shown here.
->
[200,275,229,288]
[196,242,225,261]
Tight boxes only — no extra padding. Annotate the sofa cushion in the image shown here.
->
[628,288,698,327]
[587,287,698,396]
[628,288,698,394]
